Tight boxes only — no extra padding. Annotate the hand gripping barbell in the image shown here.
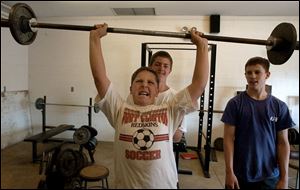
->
[1,3,299,65]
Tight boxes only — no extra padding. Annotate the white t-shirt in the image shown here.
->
[95,83,197,189]
[127,88,187,133]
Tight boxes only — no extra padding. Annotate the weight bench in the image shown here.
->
[24,124,75,162]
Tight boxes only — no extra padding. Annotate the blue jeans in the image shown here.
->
[237,176,279,190]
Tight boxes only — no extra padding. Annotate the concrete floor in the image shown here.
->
[1,141,298,189]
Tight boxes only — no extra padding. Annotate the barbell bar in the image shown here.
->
[35,97,101,113]
[1,3,299,65]
[35,97,93,110]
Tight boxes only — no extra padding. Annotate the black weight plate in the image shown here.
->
[9,3,37,45]
[73,127,91,145]
[82,125,98,137]
[267,22,297,65]
[35,98,44,110]
[94,103,100,113]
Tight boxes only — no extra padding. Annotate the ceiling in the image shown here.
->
[1,1,299,19]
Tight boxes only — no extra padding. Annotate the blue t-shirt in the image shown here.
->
[221,91,295,182]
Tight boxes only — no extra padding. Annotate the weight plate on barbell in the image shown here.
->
[94,103,100,113]
[82,125,98,137]
[267,22,297,65]
[9,3,37,45]
[35,98,44,110]
[73,126,91,145]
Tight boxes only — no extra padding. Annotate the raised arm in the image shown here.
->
[89,23,111,99]
[187,30,209,103]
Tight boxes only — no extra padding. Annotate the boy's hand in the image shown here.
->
[190,30,208,48]
[90,23,108,39]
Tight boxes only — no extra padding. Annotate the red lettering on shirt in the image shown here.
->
[125,149,161,160]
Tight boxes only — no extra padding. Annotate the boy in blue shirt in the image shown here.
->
[222,56,295,189]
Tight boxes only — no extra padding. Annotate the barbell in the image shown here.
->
[36,98,224,114]
[35,97,93,110]
[35,97,101,115]
[1,3,299,65]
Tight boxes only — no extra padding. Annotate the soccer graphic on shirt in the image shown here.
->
[119,107,170,160]
[132,128,155,150]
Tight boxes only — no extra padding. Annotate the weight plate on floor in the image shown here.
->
[214,137,224,151]
[57,149,78,177]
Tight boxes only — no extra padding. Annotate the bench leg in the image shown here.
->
[32,142,38,163]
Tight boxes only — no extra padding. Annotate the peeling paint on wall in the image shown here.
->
[1,91,32,149]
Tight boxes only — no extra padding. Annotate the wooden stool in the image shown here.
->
[80,164,109,189]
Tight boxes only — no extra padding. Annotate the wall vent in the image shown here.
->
[112,8,155,16]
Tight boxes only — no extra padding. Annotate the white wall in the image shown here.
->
[1,91,32,149]
[1,28,29,91]
[1,28,32,149]
[1,16,299,148]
